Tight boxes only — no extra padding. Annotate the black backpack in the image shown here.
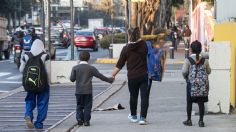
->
[22,52,48,93]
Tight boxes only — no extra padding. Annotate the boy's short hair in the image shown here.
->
[79,51,90,61]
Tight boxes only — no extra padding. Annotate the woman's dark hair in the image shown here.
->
[79,51,90,61]
[191,40,202,61]
[128,27,140,42]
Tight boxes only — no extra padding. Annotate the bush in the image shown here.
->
[100,33,126,49]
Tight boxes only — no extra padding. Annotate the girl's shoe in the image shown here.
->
[183,120,192,126]
[198,120,205,127]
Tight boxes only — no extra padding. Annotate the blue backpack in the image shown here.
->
[146,41,164,81]
[22,35,32,51]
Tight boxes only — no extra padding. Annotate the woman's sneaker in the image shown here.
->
[128,114,138,123]
[139,117,147,125]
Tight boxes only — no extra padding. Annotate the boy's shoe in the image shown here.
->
[25,116,34,129]
[139,117,147,125]
[128,114,138,123]
[198,120,205,127]
[84,122,90,126]
[77,121,83,126]
[183,120,192,126]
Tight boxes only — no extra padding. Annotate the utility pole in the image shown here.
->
[70,0,74,60]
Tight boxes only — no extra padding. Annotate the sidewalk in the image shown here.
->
[71,63,236,132]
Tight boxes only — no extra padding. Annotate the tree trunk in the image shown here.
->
[131,2,138,28]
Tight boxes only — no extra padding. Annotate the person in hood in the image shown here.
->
[112,27,149,125]
[182,40,211,127]
[19,39,50,129]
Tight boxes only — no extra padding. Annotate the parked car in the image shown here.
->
[74,30,98,51]
[94,28,110,40]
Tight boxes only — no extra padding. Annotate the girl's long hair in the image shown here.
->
[190,40,202,61]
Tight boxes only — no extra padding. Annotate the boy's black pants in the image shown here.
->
[76,94,93,122]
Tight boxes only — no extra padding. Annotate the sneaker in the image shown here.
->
[84,122,90,126]
[139,117,147,125]
[183,120,192,126]
[128,114,138,123]
[25,116,34,129]
[198,120,205,127]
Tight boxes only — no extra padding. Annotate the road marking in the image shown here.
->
[0,90,9,93]
[6,75,22,80]
[56,50,68,54]
[0,72,11,77]
[0,81,21,84]
[0,60,11,63]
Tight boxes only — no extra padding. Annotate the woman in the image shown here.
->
[182,40,211,127]
[112,27,149,125]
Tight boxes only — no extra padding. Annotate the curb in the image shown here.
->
[173,61,184,64]
[96,58,118,64]
[47,81,126,132]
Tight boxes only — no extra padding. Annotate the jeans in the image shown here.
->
[128,74,149,118]
[25,84,50,128]
[76,94,93,122]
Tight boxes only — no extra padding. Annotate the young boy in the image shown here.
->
[70,51,114,126]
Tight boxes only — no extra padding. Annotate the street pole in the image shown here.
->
[70,0,74,60]
[111,0,114,44]
[19,0,22,26]
[48,0,51,58]
[42,0,45,43]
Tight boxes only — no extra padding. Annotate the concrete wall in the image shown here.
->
[208,42,231,114]
[214,22,236,108]
[216,0,236,23]
[112,44,126,58]
[50,61,78,83]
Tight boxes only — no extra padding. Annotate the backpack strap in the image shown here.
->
[187,57,195,65]
[146,40,153,54]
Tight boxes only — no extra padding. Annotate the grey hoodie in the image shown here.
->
[182,54,211,80]
[19,39,50,78]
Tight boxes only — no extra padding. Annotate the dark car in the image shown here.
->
[74,30,98,51]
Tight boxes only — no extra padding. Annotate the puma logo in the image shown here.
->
[28,78,37,86]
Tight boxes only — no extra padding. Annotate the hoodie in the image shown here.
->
[116,39,148,79]
[19,39,50,79]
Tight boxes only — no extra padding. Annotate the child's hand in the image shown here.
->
[108,77,114,83]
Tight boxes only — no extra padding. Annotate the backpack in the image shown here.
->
[188,57,209,97]
[146,41,164,81]
[22,52,48,93]
[22,35,32,51]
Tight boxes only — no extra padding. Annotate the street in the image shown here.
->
[0,47,110,94]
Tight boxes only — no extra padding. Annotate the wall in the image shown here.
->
[112,44,126,58]
[216,0,236,22]
[214,22,236,108]
[50,61,78,83]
